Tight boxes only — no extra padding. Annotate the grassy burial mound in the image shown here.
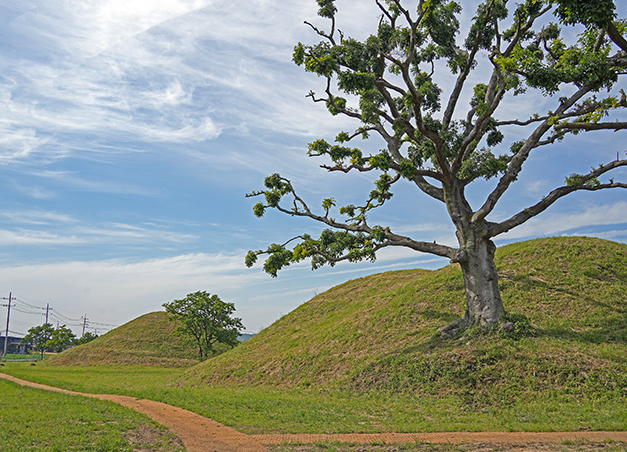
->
[47,311,201,367]
[184,236,627,406]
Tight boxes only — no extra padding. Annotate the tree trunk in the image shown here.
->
[440,236,505,336]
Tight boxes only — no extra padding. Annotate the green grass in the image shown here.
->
[0,363,185,394]
[2,237,626,437]
[0,353,41,362]
[3,361,627,435]
[184,237,627,399]
[47,311,231,367]
[0,378,184,451]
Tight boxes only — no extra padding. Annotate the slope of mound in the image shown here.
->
[183,237,627,402]
[47,312,199,367]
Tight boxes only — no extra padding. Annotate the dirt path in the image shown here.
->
[0,373,264,452]
[2,372,627,452]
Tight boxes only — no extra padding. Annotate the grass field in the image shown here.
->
[1,237,626,449]
[0,376,184,451]
[0,353,41,362]
[3,361,627,435]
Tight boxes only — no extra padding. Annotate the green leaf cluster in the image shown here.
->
[45,325,76,353]
[163,291,243,360]
[20,323,54,356]
[458,148,509,181]
[565,172,601,187]
[499,18,618,95]
[551,0,616,28]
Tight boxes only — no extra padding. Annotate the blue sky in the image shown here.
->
[1,0,626,337]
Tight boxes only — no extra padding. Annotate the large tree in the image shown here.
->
[45,325,77,353]
[246,0,627,335]
[163,291,244,360]
[21,323,54,358]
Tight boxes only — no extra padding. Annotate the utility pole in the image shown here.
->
[45,303,52,324]
[2,293,12,357]
[81,314,88,337]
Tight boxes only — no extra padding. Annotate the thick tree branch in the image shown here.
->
[488,159,627,237]
[472,84,595,224]
[495,115,551,126]
[554,121,627,131]
[442,0,500,128]
[442,45,478,129]
[607,21,627,53]
[452,57,507,174]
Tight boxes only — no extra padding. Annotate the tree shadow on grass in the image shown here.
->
[502,274,627,345]
[536,319,627,345]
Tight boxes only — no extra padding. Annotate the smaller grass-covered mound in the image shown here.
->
[47,312,202,367]
[183,237,627,411]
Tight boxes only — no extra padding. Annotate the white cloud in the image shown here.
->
[139,117,221,142]
[0,252,267,334]
[0,127,49,162]
[0,229,81,245]
[146,80,193,108]
[0,220,197,247]
[573,229,627,240]
[523,179,552,198]
[496,201,627,241]
[23,169,157,196]
[3,210,77,225]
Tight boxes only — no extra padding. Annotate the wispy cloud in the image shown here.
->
[20,169,157,196]
[0,217,197,247]
[496,201,627,241]
[0,229,81,245]
[3,210,77,225]
[0,251,267,333]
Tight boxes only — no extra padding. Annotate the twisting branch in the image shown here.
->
[443,0,499,128]
[607,21,627,53]
[497,92,627,128]
[452,57,507,174]
[246,174,460,269]
[488,159,627,237]
[304,17,336,45]
[472,84,595,224]
[495,115,551,126]
[305,81,362,121]
[375,0,396,26]
[554,121,627,131]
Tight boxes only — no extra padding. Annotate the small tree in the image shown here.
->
[45,325,76,353]
[76,332,99,345]
[21,323,54,358]
[246,0,627,336]
[163,291,244,360]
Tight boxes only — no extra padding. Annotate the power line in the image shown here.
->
[13,298,45,310]
[12,307,46,316]
[1,292,119,336]
[49,309,81,322]
[89,321,119,327]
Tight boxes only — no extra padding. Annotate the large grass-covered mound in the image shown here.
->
[183,237,627,406]
[47,312,199,367]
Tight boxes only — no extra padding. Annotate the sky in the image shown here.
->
[1,0,626,337]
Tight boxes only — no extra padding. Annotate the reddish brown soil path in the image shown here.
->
[2,372,627,451]
[253,431,627,445]
[0,372,264,452]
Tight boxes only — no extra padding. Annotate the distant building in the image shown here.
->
[0,336,30,354]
